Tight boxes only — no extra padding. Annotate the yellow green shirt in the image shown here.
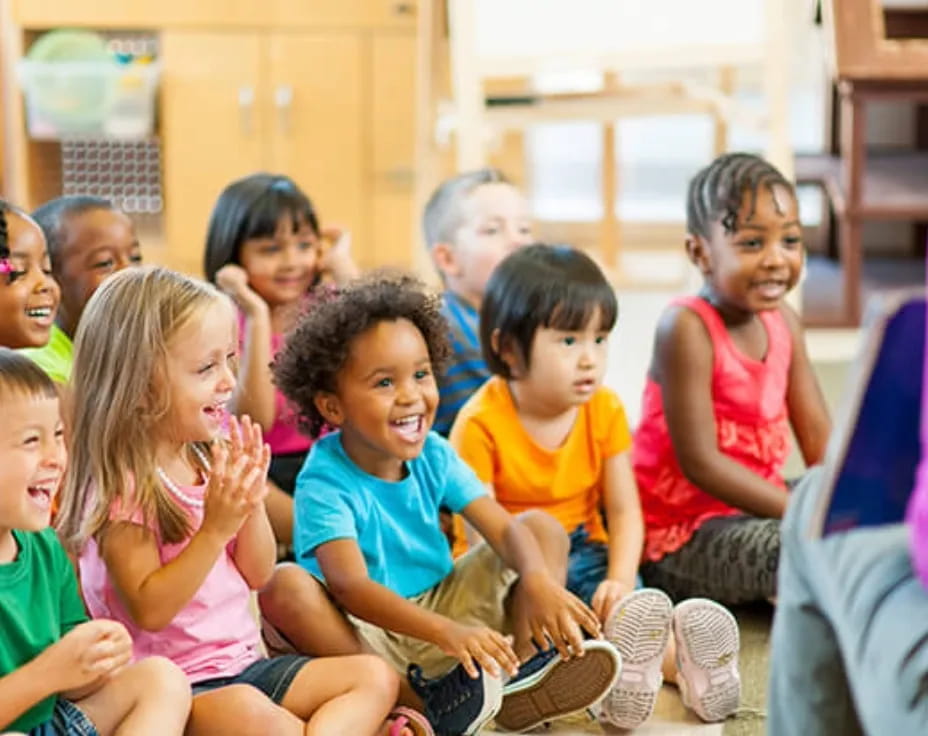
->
[19,323,73,384]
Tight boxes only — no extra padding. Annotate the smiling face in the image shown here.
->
[238,213,320,309]
[0,212,61,349]
[690,184,804,315]
[315,318,439,481]
[55,208,142,338]
[153,299,238,448]
[0,390,66,558]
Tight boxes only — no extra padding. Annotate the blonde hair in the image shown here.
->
[57,266,229,551]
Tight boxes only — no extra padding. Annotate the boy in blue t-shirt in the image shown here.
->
[0,349,190,735]
[262,274,622,735]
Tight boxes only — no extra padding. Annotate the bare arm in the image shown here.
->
[655,306,787,518]
[602,452,644,586]
[317,538,519,677]
[781,304,831,466]
[216,264,276,430]
[232,503,276,590]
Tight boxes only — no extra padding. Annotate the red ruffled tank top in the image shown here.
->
[633,295,792,562]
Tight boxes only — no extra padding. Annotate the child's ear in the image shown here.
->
[313,392,343,427]
[490,328,522,378]
[685,233,712,275]
[430,242,462,279]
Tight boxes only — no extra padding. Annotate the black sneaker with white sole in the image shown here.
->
[407,661,502,736]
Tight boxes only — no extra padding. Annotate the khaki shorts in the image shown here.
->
[350,543,519,678]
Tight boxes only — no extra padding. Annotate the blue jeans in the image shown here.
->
[768,466,928,735]
[192,654,310,703]
[28,699,97,736]
[566,526,642,606]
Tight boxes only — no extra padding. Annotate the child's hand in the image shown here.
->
[41,620,132,692]
[215,264,267,317]
[202,416,270,541]
[519,572,602,660]
[436,622,520,679]
[591,579,635,624]
[319,225,359,283]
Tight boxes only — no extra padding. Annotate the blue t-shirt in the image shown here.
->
[294,432,486,598]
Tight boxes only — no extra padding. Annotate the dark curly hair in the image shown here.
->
[273,272,452,438]
[686,152,795,239]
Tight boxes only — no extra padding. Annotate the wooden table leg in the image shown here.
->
[839,81,865,325]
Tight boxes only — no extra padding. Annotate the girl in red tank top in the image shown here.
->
[633,153,831,605]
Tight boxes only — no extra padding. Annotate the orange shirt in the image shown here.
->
[450,377,632,544]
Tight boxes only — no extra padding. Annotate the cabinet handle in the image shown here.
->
[238,86,255,136]
[393,2,416,16]
[275,85,293,136]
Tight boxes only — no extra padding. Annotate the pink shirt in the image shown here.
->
[238,312,312,456]
[79,476,263,683]
[633,296,792,561]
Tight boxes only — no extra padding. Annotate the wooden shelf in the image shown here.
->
[796,150,928,219]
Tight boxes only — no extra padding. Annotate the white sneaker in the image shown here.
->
[673,598,741,722]
[598,588,673,730]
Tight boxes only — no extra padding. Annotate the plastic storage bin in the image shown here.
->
[18,60,160,140]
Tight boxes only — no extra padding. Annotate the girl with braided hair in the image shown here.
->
[632,153,831,605]
[0,200,60,349]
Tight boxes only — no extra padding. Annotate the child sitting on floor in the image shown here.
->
[0,349,191,735]
[634,152,832,604]
[261,273,621,735]
[450,244,742,727]
[20,196,141,384]
[204,173,358,555]
[55,267,420,736]
[422,169,533,437]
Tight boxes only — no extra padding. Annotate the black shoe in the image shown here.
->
[407,661,503,736]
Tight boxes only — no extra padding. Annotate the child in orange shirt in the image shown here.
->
[450,244,742,729]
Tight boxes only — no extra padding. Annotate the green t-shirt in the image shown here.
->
[19,324,73,384]
[0,528,88,732]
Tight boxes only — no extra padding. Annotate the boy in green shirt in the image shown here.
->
[0,349,189,734]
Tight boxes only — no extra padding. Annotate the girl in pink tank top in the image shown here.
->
[633,153,832,605]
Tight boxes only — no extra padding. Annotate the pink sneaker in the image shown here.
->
[672,598,741,722]
[598,588,673,729]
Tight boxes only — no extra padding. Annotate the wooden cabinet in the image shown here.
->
[4,4,420,275]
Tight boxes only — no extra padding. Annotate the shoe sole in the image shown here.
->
[601,588,673,729]
[673,598,741,723]
[495,641,620,732]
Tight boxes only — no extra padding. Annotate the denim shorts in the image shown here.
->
[191,654,310,704]
[28,699,98,736]
[567,525,642,606]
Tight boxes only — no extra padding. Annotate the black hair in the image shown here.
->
[203,173,320,283]
[0,347,57,401]
[0,199,32,262]
[273,272,451,438]
[480,243,617,378]
[32,195,116,269]
[686,152,795,239]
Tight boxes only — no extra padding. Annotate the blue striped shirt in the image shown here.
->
[435,291,491,436]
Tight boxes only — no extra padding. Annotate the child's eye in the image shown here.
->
[130,253,143,264]
[198,362,216,374]
[737,239,763,250]
[414,369,431,380]
[783,236,802,249]
[561,336,576,346]
[22,434,39,446]
[92,258,115,271]
[375,377,393,388]
[595,335,607,345]
[297,241,316,251]
[259,244,282,255]
[7,269,27,283]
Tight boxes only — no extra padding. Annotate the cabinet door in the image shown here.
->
[161,32,266,275]
[267,33,365,265]
[370,33,417,269]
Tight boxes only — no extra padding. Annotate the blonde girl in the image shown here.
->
[56,266,427,736]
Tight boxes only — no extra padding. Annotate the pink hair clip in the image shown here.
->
[0,259,12,275]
